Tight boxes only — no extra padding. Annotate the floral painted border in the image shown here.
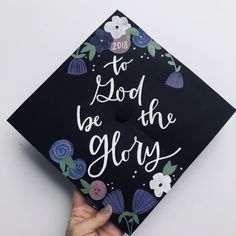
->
[49,139,179,235]
[103,189,158,235]
[67,15,184,89]
[49,139,87,179]
[67,16,162,74]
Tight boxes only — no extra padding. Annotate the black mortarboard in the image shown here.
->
[8,10,235,235]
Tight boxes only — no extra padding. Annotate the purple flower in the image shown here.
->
[67,58,87,75]
[90,29,113,53]
[132,29,151,48]
[165,72,184,88]
[49,139,74,163]
[103,190,124,214]
[132,189,158,214]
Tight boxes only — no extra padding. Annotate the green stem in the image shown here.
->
[123,216,131,236]
[169,54,177,71]
[130,219,134,235]
[72,48,80,58]
[75,48,80,56]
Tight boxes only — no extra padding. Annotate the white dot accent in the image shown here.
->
[180,167,183,170]
[144,53,146,55]
[133,47,136,50]
[147,57,149,59]
[93,64,95,67]
[111,182,113,185]
[107,183,109,186]
[111,187,114,190]
[92,69,95,71]
[140,56,143,58]
[98,55,101,57]
[161,54,164,57]
[142,183,146,186]
[132,175,135,178]
[134,170,137,174]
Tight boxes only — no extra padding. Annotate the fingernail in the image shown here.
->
[100,204,112,214]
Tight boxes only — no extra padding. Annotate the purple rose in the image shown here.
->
[67,158,86,180]
[132,29,151,48]
[49,139,74,163]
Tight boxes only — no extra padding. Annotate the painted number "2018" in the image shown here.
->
[112,41,129,50]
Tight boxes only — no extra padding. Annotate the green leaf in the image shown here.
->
[163,161,177,175]
[118,214,124,223]
[125,31,131,41]
[128,27,139,36]
[168,61,175,66]
[89,45,96,61]
[71,54,78,58]
[62,171,68,177]
[148,43,156,57]
[132,214,140,224]
[149,40,161,50]
[176,65,181,72]
[65,156,76,169]
[80,188,90,194]
[165,53,171,57]
[78,53,86,58]
[153,42,162,50]
[80,179,90,189]
[81,44,91,53]
[59,159,66,172]
[122,211,133,217]
[118,211,133,223]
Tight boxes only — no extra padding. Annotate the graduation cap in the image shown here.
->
[8,10,235,235]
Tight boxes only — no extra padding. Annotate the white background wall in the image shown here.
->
[0,0,236,235]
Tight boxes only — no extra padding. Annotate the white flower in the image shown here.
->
[104,16,131,39]
[149,172,172,197]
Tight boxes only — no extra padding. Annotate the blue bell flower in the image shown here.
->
[67,58,87,75]
[165,71,184,89]
[132,189,158,214]
[103,189,124,214]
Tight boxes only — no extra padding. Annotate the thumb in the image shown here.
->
[79,204,112,234]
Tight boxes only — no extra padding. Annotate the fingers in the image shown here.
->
[72,188,86,209]
[78,204,112,235]
[102,222,124,236]
[71,204,97,219]
[98,228,111,236]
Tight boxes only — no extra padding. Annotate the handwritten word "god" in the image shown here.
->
[90,75,145,106]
